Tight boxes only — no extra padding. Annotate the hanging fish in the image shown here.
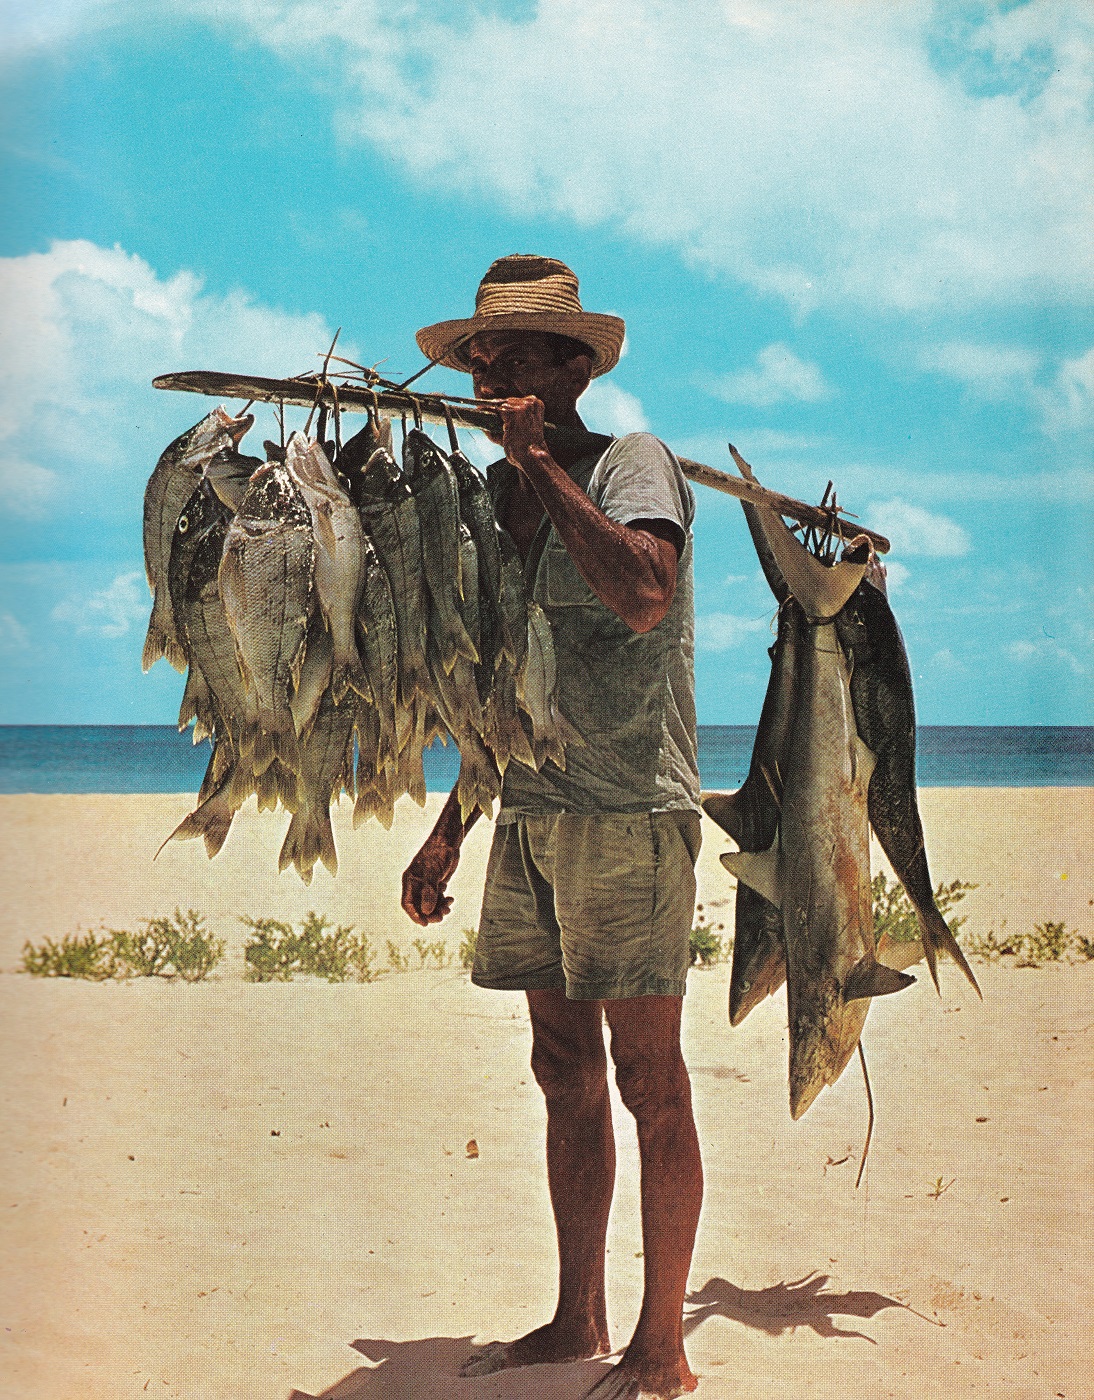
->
[142,407,252,672]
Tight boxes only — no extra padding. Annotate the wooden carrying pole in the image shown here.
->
[153,369,891,553]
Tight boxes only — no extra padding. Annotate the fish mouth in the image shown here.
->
[227,413,255,446]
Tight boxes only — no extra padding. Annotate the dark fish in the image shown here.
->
[721,508,913,1119]
[834,580,980,996]
[702,596,800,1025]
[403,429,478,673]
[142,407,252,672]
[219,461,314,775]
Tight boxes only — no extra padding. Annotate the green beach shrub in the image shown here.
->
[689,905,729,967]
[20,928,120,980]
[241,912,376,982]
[963,919,1092,966]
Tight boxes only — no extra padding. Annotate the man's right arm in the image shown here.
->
[400,782,482,925]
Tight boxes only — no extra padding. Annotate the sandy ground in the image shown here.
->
[1,789,1091,1400]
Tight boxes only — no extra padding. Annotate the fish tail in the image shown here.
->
[156,785,234,860]
[278,813,315,885]
[142,615,167,673]
[920,908,982,999]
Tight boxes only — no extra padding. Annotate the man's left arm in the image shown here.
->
[499,397,683,634]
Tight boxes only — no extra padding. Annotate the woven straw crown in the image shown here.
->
[415,255,625,378]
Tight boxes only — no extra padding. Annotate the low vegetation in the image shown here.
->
[241,912,376,982]
[18,882,1092,982]
[20,909,223,981]
[872,872,976,945]
[689,905,730,967]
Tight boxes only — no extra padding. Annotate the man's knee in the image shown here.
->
[613,1049,692,1122]
[530,1030,608,1106]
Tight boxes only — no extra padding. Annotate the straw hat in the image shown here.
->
[415,255,625,378]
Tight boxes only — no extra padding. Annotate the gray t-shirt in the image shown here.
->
[490,432,701,818]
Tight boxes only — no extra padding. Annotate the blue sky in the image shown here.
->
[1,0,1091,726]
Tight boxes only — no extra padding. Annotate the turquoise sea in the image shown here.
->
[0,725,1090,794]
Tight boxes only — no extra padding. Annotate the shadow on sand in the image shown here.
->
[685,1271,912,1343]
[287,1336,612,1399]
[288,1272,917,1397]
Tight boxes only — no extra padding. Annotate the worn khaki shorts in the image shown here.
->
[473,810,702,1000]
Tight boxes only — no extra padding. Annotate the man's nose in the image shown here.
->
[473,364,510,399]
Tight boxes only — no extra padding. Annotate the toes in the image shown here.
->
[459,1340,511,1378]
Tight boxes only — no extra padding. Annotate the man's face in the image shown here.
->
[467,331,589,421]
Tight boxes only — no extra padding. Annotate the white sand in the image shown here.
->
[1,790,1091,1399]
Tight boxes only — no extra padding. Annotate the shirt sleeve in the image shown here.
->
[589,433,695,540]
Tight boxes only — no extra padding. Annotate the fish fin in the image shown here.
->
[844,956,915,1002]
[918,907,983,999]
[876,934,927,972]
[751,505,867,620]
[720,846,781,908]
[156,784,234,860]
[701,790,747,843]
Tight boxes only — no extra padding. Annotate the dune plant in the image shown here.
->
[962,919,1092,966]
[872,873,976,944]
[458,927,478,971]
[241,912,376,982]
[20,928,121,980]
[110,909,224,981]
[386,939,410,972]
[689,905,729,967]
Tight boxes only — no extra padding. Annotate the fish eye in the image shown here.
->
[178,514,190,534]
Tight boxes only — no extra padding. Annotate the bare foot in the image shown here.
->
[460,1320,611,1377]
[583,1346,698,1399]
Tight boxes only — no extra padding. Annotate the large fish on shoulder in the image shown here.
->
[283,432,369,705]
[219,460,314,775]
[719,506,913,1120]
[143,407,253,672]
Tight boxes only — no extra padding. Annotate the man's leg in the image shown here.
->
[591,994,702,1399]
[461,987,615,1374]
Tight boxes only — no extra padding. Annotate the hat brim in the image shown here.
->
[415,311,625,378]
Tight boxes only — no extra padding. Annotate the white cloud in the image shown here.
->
[864,499,971,557]
[703,343,833,408]
[1006,637,1086,675]
[0,456,59,518]
[52,569,148,637]
[12,4,1091,318]
[184,0,1094,316]
[1037,345,1094,435]
[0,612,29,651]
[918,340,1041,399]
[0,240,347,526]
[695,612,769,652]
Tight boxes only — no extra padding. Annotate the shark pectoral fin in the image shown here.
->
[876,933,926,972]
[720,846,781,907]
[844,956,916,1002]
[702,790,744,841]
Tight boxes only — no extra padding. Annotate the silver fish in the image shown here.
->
[283,432,369,705]
[142,407,252,672]
[219,461,314,775]
[280,634,357,884]
[721,510,913,1120]
[518,602,581,771]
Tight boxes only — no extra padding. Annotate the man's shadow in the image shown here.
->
[288,1272,917,1398]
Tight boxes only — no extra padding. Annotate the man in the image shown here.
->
[403,255,703,1400]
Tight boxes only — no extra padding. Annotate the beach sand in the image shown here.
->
[1,789,1091,1399]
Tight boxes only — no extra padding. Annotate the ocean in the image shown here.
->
[0,725,1090,794]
